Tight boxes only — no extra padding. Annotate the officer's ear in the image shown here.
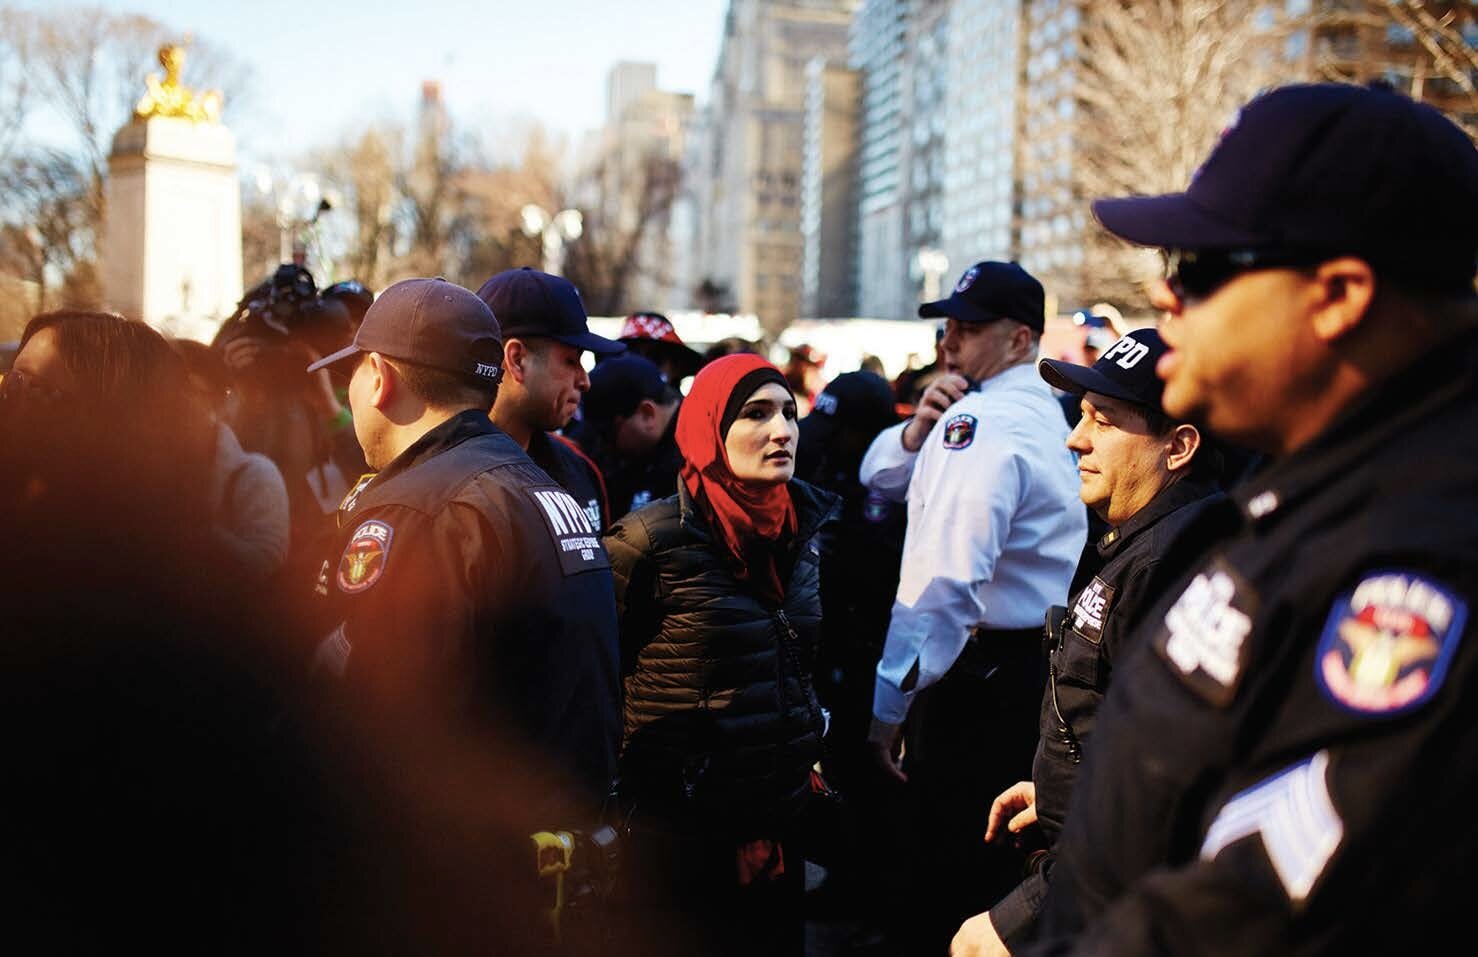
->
[1165,423,1201,474]
[363,352,396,410]
[1308,257,1376,343]
[504,338,532,384]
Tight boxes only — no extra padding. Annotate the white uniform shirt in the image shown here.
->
[860,362,1086,724]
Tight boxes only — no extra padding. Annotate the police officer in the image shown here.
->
[1027,83,1478,955]
[950,328,1223,955]
[860,261,1086,953]
[306,277,621,810]
[477,267,625,533]
[578,352,684,520]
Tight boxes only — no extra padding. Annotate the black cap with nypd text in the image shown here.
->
[1092,83,1478,296]
[919,261,1045,333]
[475,267,626,355]
[307,277,504,381]
[1038,328,1170,413]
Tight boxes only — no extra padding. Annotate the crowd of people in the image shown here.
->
[2,81,1476,956]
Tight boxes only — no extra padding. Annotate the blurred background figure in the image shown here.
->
[783,343,826,416]
[792,370,908,935]
[891,324,944,413]
[174,339,291,587]
[578,352,684,521]
[322,278,376,330]
[701,336,761,366]
[616,311,705,389]
[211,263,360,548]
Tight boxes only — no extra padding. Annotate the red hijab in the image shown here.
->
[676,353,798,601]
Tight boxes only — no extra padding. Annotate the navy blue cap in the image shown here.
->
[1093,83,1478,294]
[919,261,1045,333]
[307,277,503,382]
[1038,328,1170,414]
[475,268,625,355]
[583,353,672,424]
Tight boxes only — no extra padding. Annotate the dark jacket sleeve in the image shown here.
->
[991,867,1050,950]
[603,513,660,677]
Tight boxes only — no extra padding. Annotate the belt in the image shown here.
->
[953,625,1043,680]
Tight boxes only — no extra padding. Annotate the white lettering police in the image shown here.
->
[533,489,596,537]
[1164,569,1252,687]
[475,361,500,379]
[1350,574,1454,633]
[1102,336,1151,370]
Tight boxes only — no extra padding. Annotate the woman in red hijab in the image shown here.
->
[604,353,839,955]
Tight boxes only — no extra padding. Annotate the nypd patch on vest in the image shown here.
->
[1315,570,1467,716]
[942,413,977,450]
[338,519,393,593]
[1154,557,1258,706]
[525,485,612,576]
[1070,576,1116,644]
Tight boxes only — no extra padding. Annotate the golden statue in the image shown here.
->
[134,43,223,123]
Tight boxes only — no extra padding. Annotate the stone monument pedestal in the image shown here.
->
[102,116,243,342]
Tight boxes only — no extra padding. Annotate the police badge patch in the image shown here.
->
[1070,576,1116,643]
[338,519,393,593]
[955,264,981,293]
[1315,571,1467,716]
[1154,557,1258,707]
[942,413,977,450]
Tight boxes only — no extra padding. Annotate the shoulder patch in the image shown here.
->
[524,485,612,576]
[1315,570,1467,716]
[338,519,393,593]
[942,413,977,450]
[1153,557,1258,706]
[1070,576,1116,644]
[1200,750,1342,906]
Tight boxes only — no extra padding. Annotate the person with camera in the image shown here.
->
[477,268,624,534]
[303,277,621,816]
[213,264,359,547]
[949,328,1222,956]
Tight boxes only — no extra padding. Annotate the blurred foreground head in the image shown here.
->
[0,310,215,613]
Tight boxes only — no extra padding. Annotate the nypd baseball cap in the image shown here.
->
[919,261,1046,334]
[306,277,504,382]
[1092,83,1478,295]
[475,268,625,355]
[1038,328,1170,413]
[800,370,899,448]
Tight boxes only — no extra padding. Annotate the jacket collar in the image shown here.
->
[1232,331,1478,529]
[1097,476,1220,560]
[364,409,497,492]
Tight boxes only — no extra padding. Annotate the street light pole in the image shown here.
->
[521,203,584,276]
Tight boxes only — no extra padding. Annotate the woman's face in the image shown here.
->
[723,381,798,485]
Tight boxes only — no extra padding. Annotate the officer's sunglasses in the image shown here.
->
[1163,248,1336,302]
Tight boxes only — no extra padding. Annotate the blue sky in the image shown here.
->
[20,0,729,160]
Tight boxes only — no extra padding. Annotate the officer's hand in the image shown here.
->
[950,911,1010,957]
[902,373,970,451]
[984,781,1037,844]
[867,717,908,784]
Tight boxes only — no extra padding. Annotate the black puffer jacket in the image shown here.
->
[604,478,839,832]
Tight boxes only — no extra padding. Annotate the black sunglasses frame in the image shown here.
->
[1164,248,1338,302]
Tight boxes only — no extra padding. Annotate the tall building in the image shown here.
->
[938,0,1025,292]
[801,57,860,316]
[576,62,694,313]
[851,0,909,320]
[690,0,856,334]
